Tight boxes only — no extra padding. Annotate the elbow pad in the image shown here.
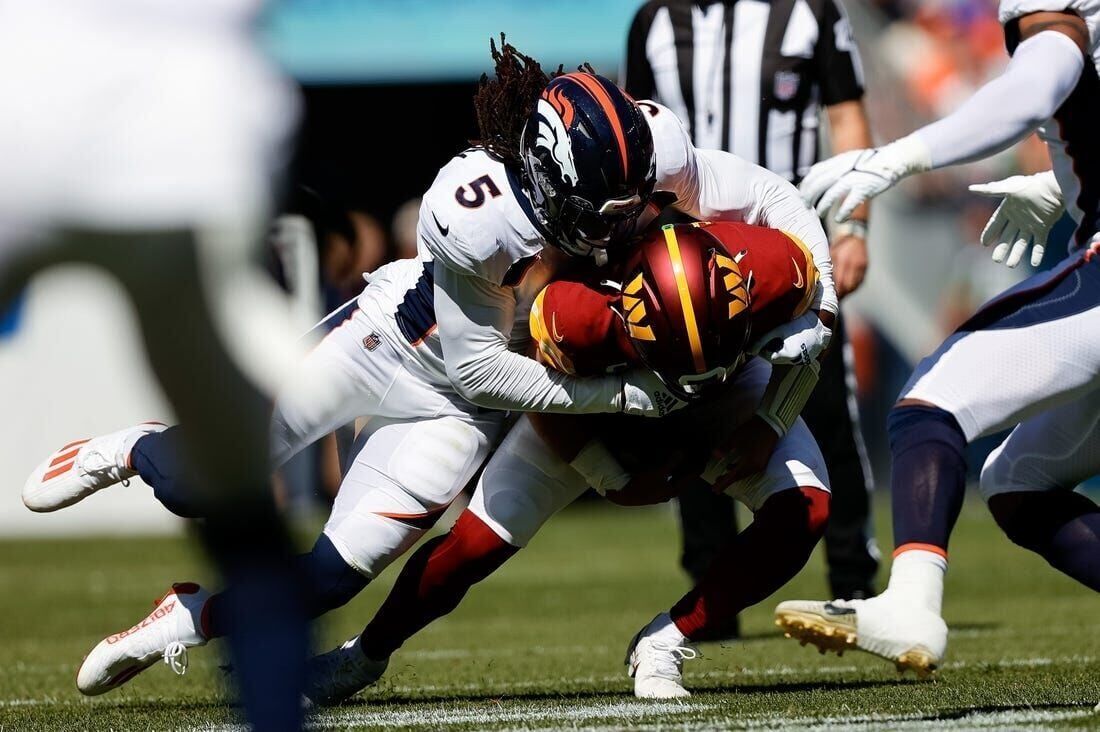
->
[756,360,821,436]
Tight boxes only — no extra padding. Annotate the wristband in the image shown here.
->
[834,220,868,240]
[756,360,822,437]
[570,440,631,495]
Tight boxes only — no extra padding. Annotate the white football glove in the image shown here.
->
[969,171,1064,268]
[800,136,932,222]
[750,311,832,366]
[620,367,686,418]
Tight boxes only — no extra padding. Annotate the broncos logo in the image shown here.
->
[534,95,579,188]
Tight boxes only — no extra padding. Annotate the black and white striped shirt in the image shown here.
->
[623,0,865,183]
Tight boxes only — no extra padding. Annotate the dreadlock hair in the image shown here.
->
[473,34,564,168]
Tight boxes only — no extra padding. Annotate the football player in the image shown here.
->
[774,1,1100,675]
[21,41,838,697]
[304,220,834,703]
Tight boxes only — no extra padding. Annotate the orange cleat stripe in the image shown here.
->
[42,462,75,482]
[49,448,81,468]
[60,438,90,452]
[893,542,948,560]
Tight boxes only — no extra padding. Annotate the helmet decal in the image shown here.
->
[622,272,655,342]
[713,251,750,320]
[533,98,579,189]
[661,226,707,373]
[564,73,630,178]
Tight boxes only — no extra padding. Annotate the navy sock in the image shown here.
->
[989,491,1100,591]
[205,534,367,639]
[887,405,968,552]
[129,426,205,519]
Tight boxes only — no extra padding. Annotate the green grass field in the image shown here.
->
[1,497,1097,731]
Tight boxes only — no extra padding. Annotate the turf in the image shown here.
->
[1,497,1097,731]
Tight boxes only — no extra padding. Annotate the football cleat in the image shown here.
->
[304,636,389,706]
[625,615,698,699]
[77,582,210,695]
[775,594,947,677]
[23,422,166,512]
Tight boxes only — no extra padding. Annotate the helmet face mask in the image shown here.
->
[520,73,656,259]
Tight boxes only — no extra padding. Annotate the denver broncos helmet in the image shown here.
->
[619,223,753,400]
[520,72,656,259]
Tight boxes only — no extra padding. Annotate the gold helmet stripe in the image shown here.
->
[661,225,707,373]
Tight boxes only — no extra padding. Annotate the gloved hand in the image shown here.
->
[619,367,686,417]
[751,311,832,365]
[969,171,1064,268]
[800,136,932,222]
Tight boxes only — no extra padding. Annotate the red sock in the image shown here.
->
[361,510,518,660]
[670,487,830,641]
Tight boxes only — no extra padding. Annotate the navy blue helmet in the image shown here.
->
[520,73,656,258]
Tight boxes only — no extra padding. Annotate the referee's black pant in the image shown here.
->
[677,313,879,601]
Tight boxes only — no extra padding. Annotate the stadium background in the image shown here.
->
[0,0,1084,538]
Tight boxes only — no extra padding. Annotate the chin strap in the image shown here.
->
[756,360,821,437]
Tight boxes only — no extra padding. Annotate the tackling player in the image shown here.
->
[304,221,834,703]
[774,1,1100,675]
[21,41,839,697]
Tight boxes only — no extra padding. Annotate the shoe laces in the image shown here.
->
[641,639,698,679]
[78,445,127,483]
[163,641,189,676]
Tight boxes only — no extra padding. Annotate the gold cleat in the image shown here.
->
[775,600,939,678]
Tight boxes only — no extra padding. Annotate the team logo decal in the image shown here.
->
[534,90,579,188]
[714,252,750,319]
[622,272,656,341]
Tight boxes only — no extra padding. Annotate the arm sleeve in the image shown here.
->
[622,4,658,100]
[815,0,865,105]
[433,263,623,414]
[914,31,1084,169]
[677,148,838,315]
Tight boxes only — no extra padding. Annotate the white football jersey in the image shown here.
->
[368,101,703,389]
[999,0,1100,245]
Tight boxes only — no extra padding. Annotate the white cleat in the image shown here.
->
[625,614,698,699]
[77,582,209,696]
[23,422,166,512]
[304,636,389,706]
[775,594,947,677]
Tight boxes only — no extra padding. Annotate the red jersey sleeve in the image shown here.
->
[695,221,819,336]
[529,278,634,377]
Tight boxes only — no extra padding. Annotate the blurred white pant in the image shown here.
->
[272,304,505,576]
[469,358,829,548]
[0,2,295,231]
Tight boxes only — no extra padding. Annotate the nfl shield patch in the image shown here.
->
[773,71,800,101]
[363,333,382,351]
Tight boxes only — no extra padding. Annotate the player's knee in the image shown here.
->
[887,403,967,456]
[800,487,831,540]
[988,490,1098,551]
[447,511,519,582]
[758,487,831,551]
[296,534,369,618]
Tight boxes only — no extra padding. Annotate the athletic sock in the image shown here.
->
[671,487,829,641]
[887,405,968,551]
[128,426,204,519]
[885,548,947,615]
[360,510,518,661]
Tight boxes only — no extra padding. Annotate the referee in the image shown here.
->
[624,0,879,604]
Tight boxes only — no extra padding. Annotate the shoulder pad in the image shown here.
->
[418,150,545,285]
